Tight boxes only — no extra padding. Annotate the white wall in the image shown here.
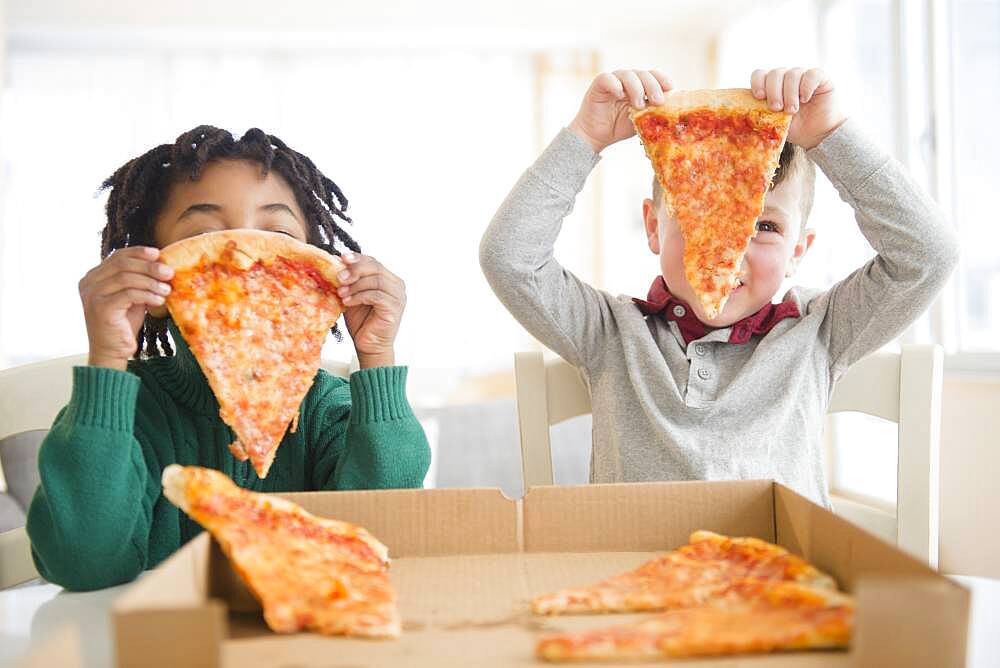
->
[939,375,1000,577]
[4,0,756,41]
[0,9,714,379]
[0,1,5,76]
[713,0,820,86]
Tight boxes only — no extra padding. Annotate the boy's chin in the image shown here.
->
[696,292,759,327]
[147,304,169,319]
[699,311,742,328]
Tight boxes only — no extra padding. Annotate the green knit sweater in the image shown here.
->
[26,325,430,591]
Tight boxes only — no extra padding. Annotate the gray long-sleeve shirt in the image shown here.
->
[480,122,959,506]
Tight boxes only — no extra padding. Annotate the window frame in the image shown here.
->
[849,0,1000,365]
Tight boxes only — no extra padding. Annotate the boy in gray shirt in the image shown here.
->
[480,67,958,506]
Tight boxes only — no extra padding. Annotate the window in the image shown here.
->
[0,44,558,376]
[952,0,1000,352]
[795,0,893,296]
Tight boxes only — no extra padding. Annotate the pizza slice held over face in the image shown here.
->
[162,465,401,638]
[160,229,345,479]
[631,89,791,319]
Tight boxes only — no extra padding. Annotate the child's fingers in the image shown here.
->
[783,68,804,112]
[593,72,626,100]
[108,245,160,261]
[614,69,646,108]
[107,256,174,281]
[649,69,674,94]
[102,287,166,311]
[636,70,665,105]
[799,68,828,103]
[87,247,169,283]
[340,287,403,310]
[764,68,787,111]
[93,272,172,299]
[337,274,387,298]
[335,252,359,281]
[337,274,404,302]
[336,254,367,285]
[751,69,767,98]
[336,254,384,285]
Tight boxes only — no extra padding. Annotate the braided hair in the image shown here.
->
[98,125,361,359]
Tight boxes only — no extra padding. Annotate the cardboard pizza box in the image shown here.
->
[111,480,969,667]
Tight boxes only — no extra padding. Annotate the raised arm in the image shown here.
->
[750,67,959,374]
[480,70,674,368]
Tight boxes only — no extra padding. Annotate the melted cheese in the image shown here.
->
[635,109,789,318]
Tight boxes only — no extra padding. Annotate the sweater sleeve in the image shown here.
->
[26,366,161,591]
[806,120,960,376]
[307,367,430,490]
[479,128,616,369]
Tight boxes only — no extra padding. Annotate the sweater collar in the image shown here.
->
[154,321,220,414]
[632,276,800,345]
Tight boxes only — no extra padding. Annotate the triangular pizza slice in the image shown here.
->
[536,579,854,661]
[160,229,344,479]
[162,465,400,638]
[631,89,791,319]
[531,530,836,616]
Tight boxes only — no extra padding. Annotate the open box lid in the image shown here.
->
[112,480,969,668]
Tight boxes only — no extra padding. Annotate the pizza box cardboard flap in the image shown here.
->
[111,480,969,668]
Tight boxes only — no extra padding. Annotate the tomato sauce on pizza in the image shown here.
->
[161,230,345,479]
[162,465,400,638]
[532,531,853,661]
[631,90,791,319]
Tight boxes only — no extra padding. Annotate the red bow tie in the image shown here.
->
[632,277,800,345]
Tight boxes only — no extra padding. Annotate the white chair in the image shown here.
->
[0,353,356,589]
[320,357,357,379]
[0,353,85,588]
[514,345,944,567]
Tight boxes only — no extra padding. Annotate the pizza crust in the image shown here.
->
[159,229,346,287]
[629,88,775,121]
[161,465,392,566]
[161,464,189,513]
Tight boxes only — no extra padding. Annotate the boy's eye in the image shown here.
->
[756,220,780,233]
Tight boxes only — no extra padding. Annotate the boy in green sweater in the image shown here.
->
[26,126,430,591]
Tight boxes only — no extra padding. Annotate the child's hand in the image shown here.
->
[336,253,406,369]
[569,69,673,153]
[750,67,847,150]
[79,246,174,371]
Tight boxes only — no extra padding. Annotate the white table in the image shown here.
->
[0,578,129,668]
[2,575,999,667]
